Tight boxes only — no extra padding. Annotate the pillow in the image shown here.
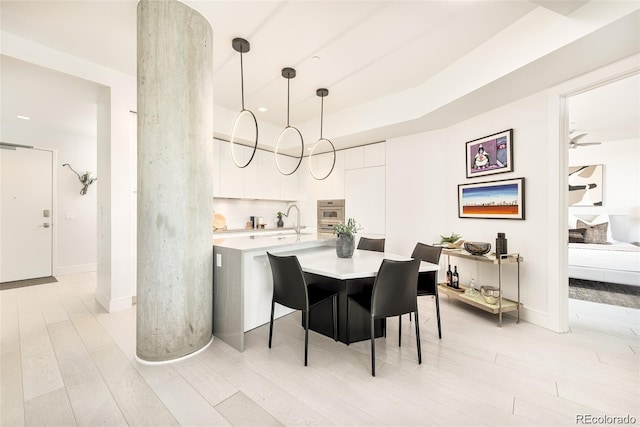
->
[569,213,614,243]
[577,219,609,244]
[568,228,586,243]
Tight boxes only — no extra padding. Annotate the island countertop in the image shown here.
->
[213,231,335,252]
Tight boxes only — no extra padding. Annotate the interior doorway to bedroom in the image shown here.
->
[566,73,640,311]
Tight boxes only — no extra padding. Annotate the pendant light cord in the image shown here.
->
[286,78,290,127]
[320,96,324,139]
[240,52,245,110]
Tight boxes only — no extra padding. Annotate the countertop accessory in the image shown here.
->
[213,213,227,231]
[480,286,500,304]
[463,241,491,256]
[274,67,304,176]
[309,88,336,180]
[230,38,258,168]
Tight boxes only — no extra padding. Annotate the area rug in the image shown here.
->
[569,278,640,309]
[0,276,58,291]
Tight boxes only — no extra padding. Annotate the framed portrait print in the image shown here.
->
[465,129,513,178]
[458,177,525,220]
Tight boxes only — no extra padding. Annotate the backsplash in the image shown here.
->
[213,198,295,231]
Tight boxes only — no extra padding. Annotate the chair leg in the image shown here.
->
[304,311,309,366]
[398,315,402,347]
[409,312,412,321]
[333,295,338,341]
[268,299,275,348]
[346,298,351,346]
[435,294,442,339]
[371,316,376,377]
[414,310,422,365]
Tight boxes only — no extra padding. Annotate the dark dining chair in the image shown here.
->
[346,258,422,376]
[267,252,338,366]
[410,243,443,339]
[357,237,385,252]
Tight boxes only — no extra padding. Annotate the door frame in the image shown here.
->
[549,55,640,333]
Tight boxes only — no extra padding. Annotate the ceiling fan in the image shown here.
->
[569,130,602,149]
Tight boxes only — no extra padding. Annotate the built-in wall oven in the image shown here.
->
[317,199,345,235]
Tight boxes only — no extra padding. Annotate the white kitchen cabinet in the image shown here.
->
[345,166,385,236]
[215,139,297,201]
[344,146,364,170]
[261,150,282,200]
[212,138,220,196]
[364,142,385,167]
[242,147,262,199]
[217,139,244,198]
[315,150,345,200]
[279,153,301,201]
[344,143,385,170]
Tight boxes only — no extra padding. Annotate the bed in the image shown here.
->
[568,214,640,287]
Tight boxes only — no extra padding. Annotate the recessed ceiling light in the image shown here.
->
[17,115,30,120]
[258,107,267,112]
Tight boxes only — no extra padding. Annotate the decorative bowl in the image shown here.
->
[480,286,500,305]
[463,241,491,256]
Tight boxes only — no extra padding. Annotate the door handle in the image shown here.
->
[39,223,51,228]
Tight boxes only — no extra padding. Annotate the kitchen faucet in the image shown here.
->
[286,203,301,235]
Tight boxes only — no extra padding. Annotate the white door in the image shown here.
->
[0,147,53,282]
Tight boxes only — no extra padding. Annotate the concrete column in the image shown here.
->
[137,0,213,361]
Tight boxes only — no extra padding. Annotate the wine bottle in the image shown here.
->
[446,265,453,287]
[453,266,459,289]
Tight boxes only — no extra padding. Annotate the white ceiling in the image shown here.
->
[1,0,639,148]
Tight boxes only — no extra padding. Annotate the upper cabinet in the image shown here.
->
[217,139,244,198]
[344,142,385,170]
[214,139,298,201]
[364,143,385,167]
[313,150,345,200]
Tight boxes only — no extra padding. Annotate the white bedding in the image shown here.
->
[568,241,640,286]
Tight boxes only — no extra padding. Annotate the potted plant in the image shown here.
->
[276,211,285,228]
[333,218,362,258]
[440,232,463,248]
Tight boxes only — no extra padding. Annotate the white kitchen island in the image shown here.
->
[213,232,335,351]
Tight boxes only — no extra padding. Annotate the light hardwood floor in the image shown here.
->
[1,272,638,426]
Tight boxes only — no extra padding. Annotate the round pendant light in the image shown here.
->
[230,37,258,169]
[274,67,304,176]
[309,88,336,180]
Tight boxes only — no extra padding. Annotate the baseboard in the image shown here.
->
[95,291,133,313]
[55,263,97,276]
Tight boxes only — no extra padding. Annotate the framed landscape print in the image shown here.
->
[465,129,513,178]
[458,177,525,220]
[568,164,603,206]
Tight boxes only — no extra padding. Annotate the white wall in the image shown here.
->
[386,91,551,325]
[0,121,97,275]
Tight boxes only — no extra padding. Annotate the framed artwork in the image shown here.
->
[458,177,525,220]
[568,164,603,206]
[465,129,513,178]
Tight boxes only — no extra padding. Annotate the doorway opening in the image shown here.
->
[565,72,640,313]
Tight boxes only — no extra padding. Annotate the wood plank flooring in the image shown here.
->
[1,272,638,426]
